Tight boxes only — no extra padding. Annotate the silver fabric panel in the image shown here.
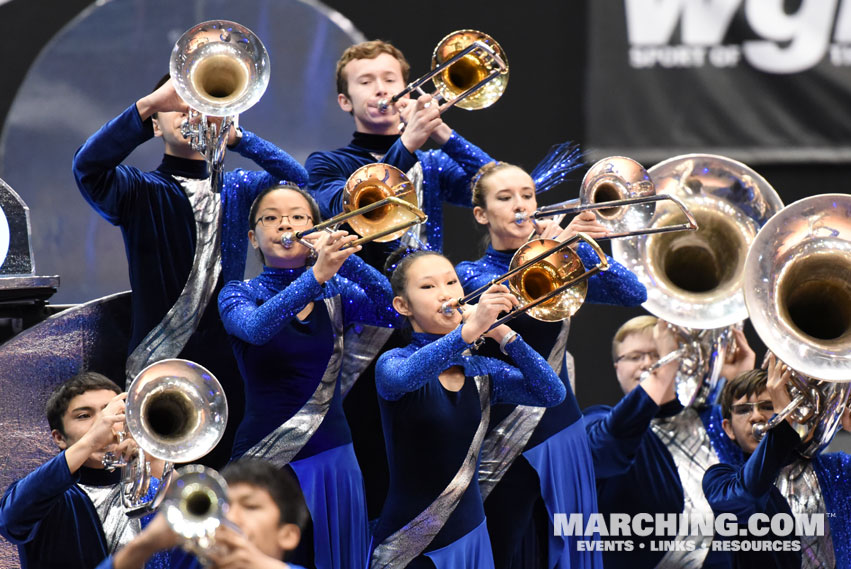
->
[370,374,491,568]
[401,162,426,246]
[78,483,142,554]
[477,319,570,500]
[244,296,344,467]
[777,460,835,569]
[651,407,718,568]
[339,324,394,398]
[125,177,222,383]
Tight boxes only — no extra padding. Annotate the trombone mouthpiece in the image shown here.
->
[514,212,528,225]
[281,233,295,249]
[441,301,456,316]
[378,99,390,113]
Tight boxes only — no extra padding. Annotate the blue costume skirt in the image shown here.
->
[424,518,494,569]
[290,443,368,569]
[523,420,603,569]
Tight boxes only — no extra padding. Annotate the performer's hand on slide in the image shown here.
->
[461,284,518,343]
[311,229,361,284]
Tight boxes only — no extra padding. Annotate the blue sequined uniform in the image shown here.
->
[455,244,645,569]
[370,326,566,568]
[72,104,307,466]
[0,452,163,569]
[218,255,397,569]
[307,130,492,521]
[306,131,492,253]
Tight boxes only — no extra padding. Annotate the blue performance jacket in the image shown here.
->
[306,131,492,251]
[72,103,308,352]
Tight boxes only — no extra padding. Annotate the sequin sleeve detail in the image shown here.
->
[577,242,647,306]
[218,270,323,345]
[486,336,566,407]
[432,130,493,207]
[231,129,308,187]
[375,326,472,401]
[336,254,400,328]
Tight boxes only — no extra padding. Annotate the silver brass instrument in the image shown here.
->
[378,30,508,115]
[103,359,229,516]
[444,233,609,335]
[516,156,698,240]
[163,464,229,553]
[613,154,784,406]
[170,20,270,184]
[744,194,851,457]
[282,164,427,251]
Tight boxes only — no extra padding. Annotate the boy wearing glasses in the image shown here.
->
[703,357,851,568]
[583,315,754,569]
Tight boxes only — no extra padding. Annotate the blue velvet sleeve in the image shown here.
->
[218,270,323,345]
[0,452,77,543]
[485,336,566,407]
[455,260,492,294]
[577,242,647,306]
[431,131,493,207]
[306,139,418,218]
[71,104,154,226]
[335,254,400,328]
[228,129,309,189]
[702,420,802,521]
[584,386,660,478]
[376,326,472,401]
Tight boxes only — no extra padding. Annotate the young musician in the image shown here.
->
[0,372,162,569]
[454,160,646,568]
[307,39,496,524]
[98,459,310,569]
[703,359,851,568]
[369,248,566,568]
[306,39,493,259]
[72,75,308,466]
[217,185,398,569]
[584,315,754,569]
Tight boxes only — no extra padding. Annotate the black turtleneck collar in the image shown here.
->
[78,465,122,487]
[657,397,685,419]
[351,131,400,155]
[156,154,208,180]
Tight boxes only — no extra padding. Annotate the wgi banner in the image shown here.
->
[586,0,851,164]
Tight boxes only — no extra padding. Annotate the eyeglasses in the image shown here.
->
[614,350,660,364]
[255,213,312,228]
[731,401,775,416]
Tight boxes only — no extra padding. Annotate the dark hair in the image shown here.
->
[719,368,767,421]
[384,246,444,297]
[248,184,321,265]
[151,73,171,119]
[221,459,310,532]
[46,371,122,436]
[335,40,410,97]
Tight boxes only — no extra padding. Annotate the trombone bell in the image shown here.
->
[508,239,588,321]
[432,30,508,111]
[343,163,422,243]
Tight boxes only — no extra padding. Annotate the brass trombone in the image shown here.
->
[443,233,609,334]
[282,163,427,250]
[378,30,508,115]
[516,157,698,239]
